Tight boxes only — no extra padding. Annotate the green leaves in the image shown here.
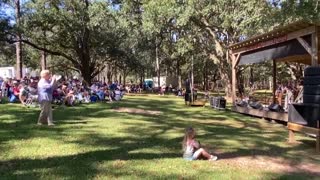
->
[0,0,318,85]
[276,0,320,24]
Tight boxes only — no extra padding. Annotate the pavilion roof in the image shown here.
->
[229,20,320,65]
[229,21,319,51]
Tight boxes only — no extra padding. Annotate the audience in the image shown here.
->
[0,75,127,107]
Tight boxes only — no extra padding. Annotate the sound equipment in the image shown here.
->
[236,101,248,107]
[268,103,284,112]
[249,101,263,110]
[210,96,226,109]
[210,97,218,107]
[218,98,226,109]
[289,104,320,128]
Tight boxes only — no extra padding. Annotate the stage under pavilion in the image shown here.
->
[229,21,319,122]
[229,21,320,152]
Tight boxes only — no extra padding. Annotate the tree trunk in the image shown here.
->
[177,58,181,89]
[16,38,22,79]
[219,65,232,98]
[106,64,112,83]
[156,43,160,89]
[41,50,47,70]
[123,69,127,86]
[191,55,194,103]
[143,69,145,85]
[109,74,113,83]
[210,53,232,97]
[203,69,206,90]
[78,39,92,85]
[249,66,253,88]
[113,66,117,82]
[236,69,244,98]
[219,68,232,97]
[78,1,95,85]
[15,0,22,79]
[81,68,91,86]
[140,74,143,87]
[40,30,47,70]
[203,60,208,91]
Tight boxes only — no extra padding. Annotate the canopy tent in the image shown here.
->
[229,21,320,105]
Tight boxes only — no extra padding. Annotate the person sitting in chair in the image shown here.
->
[9,81,20,103]
[114,88,122,101]
[19,82,28,105]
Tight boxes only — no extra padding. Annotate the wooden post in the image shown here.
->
[272,59,277,104]
[311,26,318,66]
[289,129,295,143]
[231,53,236,106]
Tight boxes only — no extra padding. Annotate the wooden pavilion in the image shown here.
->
[229,21,320,152]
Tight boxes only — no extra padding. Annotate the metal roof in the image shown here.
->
[229,21,318,51]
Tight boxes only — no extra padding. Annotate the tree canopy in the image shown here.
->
[0,0,319,89]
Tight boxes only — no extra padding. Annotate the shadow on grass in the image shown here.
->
[263,172,320,180]
[0,95,319,178]
[0,149,181,179]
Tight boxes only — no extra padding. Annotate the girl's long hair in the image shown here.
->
[182,127,194,151]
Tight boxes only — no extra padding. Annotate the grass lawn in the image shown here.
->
[0,95,319,179]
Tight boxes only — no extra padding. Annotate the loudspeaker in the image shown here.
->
[249,101,263,110]
[304,85,320,95]
[303,94,320,104]
[217,98,226,109]
[210,97,216,107]
[236,101,248,107]
[289,103,320,128]
[268,103,284,112]
[303,76,320,86]
[304,66,320,76]
[210,97,226,109]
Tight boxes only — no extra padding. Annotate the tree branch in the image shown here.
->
[11,38,78,65]
[92,64,106,78]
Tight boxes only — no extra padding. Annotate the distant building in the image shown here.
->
[0,66,38,78]
[152,76,178,88]
[0,67,15,78]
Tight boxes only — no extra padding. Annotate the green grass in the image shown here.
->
[0,95,319,179]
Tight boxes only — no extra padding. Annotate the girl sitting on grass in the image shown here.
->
[182,127,218,161]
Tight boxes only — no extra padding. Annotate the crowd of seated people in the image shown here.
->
[0,76,126,106]
[51,79,127,106]
[125,84,143,93]
[0,76,39,105]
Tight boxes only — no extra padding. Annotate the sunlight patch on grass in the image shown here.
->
[0,95,319,179]
[4,138,87,159]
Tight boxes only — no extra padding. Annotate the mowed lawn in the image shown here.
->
[0,95,319,179]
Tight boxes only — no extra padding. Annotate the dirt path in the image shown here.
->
[112,107,162,116]
[214,156,320,175]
